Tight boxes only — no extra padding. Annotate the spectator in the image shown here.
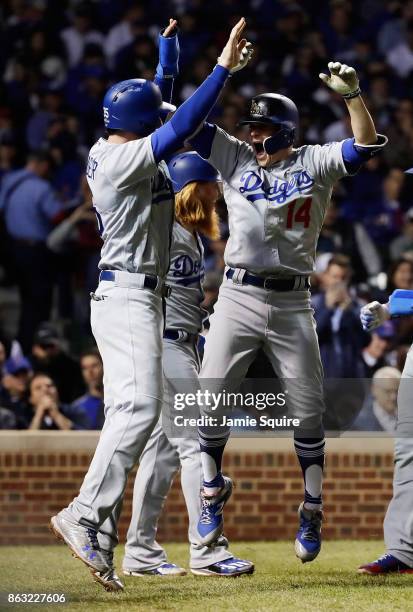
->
[0,151,62,351]
[71,348,104,430]
[312,255,365,377]
[26,90,63,151]
[387,257,413,293]
[60,3,104,68]
[383,100,413,169]
[354,168,404,250]
[0,355,32,428]
[386,20,413,78]
[361,322,396,378]
[352,367,401,433]
[386,258,413,346]
[390,208,413,260]
[28,372,88,430]
[105,4,146,68]
[316,200,382,283]
[31,323,84,403]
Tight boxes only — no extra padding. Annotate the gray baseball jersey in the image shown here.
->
[86,137,174,277]
[205,127,350,276]
[165,221,205,333]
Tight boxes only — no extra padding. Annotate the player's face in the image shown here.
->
[248,124,288,167]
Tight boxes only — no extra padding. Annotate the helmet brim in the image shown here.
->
[238,117,277,127]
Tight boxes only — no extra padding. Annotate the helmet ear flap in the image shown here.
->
[263,127,295,155]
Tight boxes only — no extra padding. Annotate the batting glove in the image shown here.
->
[228,41,253,73]
[319,62,360,99]
[360,301,390,332]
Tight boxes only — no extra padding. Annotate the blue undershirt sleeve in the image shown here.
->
[189,123,217,159]
[341,135,388,174]
[151,65,229,163]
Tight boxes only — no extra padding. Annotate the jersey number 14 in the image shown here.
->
[286,197,312,229]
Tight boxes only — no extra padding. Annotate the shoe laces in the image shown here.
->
[86,528,100,550]
[300,512,322,542]
[102,549,114,566]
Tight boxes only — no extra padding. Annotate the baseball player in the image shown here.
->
[188,62,387,561]
[49,18,251,591]
[97,152,254,578]
[358,280,413,574]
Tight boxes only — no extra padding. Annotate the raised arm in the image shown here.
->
[319,61,387,172]
[151,17,249,163]
[319,62,376,145]
[154,18,179,104]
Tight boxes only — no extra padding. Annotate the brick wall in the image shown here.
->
[0,435,394,545]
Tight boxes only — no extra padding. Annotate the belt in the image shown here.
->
[226,268,310,291]
[163,329,198,342]
[99,270,171,297]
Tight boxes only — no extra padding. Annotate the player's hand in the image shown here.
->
[360,301,390,332]
[319,62,360,97]
[226,41,253,73]
[163,18,177,37]
[218,17,248,72]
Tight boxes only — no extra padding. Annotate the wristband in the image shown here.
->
[343,87,361,100]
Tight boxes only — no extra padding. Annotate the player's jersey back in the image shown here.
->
[206,127,351,276]
[86,137,174,277]
[165,221,204,334]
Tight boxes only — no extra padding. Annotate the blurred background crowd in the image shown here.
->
[0,0,412,432]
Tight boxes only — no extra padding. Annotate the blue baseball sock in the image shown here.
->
[294,437,325,510]
[199,431,229,494]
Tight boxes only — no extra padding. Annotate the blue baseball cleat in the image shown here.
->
[197,477,233,546]
[358,553,413,575]
[294,502,323,563]
[191,557,254,577]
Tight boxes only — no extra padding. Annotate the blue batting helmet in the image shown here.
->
[103,78,175,136]
[167,152,219,193]
[239,93,299,155]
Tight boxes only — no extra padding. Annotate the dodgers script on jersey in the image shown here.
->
[165,221,205,333]
[206,127,349,276]
[86,137,173,277]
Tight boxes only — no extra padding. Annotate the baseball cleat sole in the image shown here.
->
[294,539,320,563]
[92,569,124,592]
[190,566,255,577]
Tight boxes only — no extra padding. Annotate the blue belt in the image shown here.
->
[226,268,310,291]
[99,270,171,296]
[163,329,198,342]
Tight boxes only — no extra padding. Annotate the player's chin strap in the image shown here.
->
[263,127,296,155]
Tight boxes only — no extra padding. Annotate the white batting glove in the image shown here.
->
[228,41,253,73]
[360,301,390,332]
[319,62,360,98]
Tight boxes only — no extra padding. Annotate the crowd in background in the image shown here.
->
[1,0,413,431]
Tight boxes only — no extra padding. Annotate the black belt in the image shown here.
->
[100,270,171,296]
[226,268,310,291]
[163,329,198,342]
